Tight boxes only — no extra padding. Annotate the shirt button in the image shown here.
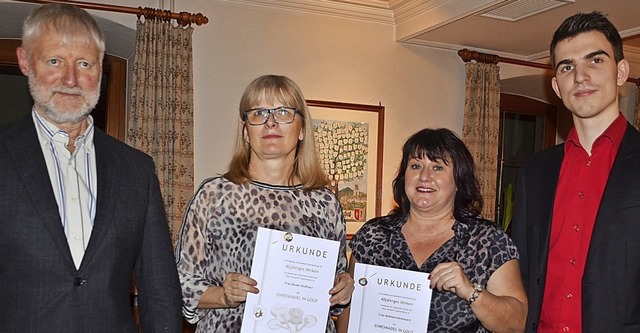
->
[578,191,584,198]
[74,278,86,286]
[71,197,78,203]
[566,293,573,299]
[570,258,576,265]
[563,326,570,332]
[574,225,580,232]
[74,236,81,241]
[586,160,591,167]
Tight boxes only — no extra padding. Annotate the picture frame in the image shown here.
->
[306,100,385,237]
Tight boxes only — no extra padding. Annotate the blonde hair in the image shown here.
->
[22,4,105,60]
[225,75,329,190]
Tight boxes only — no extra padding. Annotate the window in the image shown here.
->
[496,93,557,233]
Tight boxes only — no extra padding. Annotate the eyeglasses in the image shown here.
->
[242,107,300,125]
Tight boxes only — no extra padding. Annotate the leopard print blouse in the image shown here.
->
[175,176,348,333]
[349,214,519,333]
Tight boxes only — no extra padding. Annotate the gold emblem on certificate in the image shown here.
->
[284,232,294,242]
[358,277,368,286]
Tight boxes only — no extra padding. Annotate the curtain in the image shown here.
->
[461,62,500,221]
[127,18,194,245]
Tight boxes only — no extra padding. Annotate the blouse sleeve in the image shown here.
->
[488,226,520,271]
[471,220,520,285]
[175,179,219,323]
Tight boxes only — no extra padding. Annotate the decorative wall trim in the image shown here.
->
[226,0,394,24]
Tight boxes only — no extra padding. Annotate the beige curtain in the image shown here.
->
[635,85,640,130]
[127,18,194,244]
[461,62,500,220]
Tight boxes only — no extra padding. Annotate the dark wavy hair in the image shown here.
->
[550,11,624,70]
[390,128,483,223]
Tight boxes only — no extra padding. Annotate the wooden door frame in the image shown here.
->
[500,93,557,147]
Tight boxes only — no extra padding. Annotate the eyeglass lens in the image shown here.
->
[245,107,297,125]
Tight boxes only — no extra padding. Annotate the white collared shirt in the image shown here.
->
[33,110,97,269]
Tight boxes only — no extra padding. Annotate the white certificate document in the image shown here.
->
[241,227,339,333]
[348,263,432,333]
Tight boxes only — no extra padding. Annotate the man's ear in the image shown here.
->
[551,77,561,100]
[616,59,630,87]
[16,47,30,76]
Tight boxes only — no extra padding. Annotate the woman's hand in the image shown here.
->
[428,262,475,301]
[329,272,354,306]
[430,260,528,333]
[220,272,260,308]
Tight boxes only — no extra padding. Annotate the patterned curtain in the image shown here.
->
[461,62,500,220]
[635,84,640,130]
[127,18,194,245]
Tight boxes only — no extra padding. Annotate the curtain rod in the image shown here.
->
[11,0,209,26]
[458,48,640,86]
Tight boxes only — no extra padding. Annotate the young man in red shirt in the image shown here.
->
[512,11,640,333]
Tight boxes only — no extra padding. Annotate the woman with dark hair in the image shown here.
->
[337,128,527,333]
[175,75,353,332]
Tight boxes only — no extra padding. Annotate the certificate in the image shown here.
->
[348,263,432,333]
[241,227,339,333]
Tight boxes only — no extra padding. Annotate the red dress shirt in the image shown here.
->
[538,114,627,333]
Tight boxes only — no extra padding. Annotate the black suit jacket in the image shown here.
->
[511,123,640,332]
[0,115,182,332]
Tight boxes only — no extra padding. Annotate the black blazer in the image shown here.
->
[511,123,640,333]
[0,115,182,332]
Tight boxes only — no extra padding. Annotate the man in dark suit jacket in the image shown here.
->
[0,4,182,332]
[512,12,640,333]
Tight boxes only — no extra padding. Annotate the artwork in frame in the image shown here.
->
[307,100,384,237]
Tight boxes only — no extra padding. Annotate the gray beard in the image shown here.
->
[38,100,93,124]
[27,72,100,124]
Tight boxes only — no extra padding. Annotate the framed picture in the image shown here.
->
[307,100,385,237]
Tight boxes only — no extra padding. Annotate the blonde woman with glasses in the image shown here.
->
[175,75,354,333]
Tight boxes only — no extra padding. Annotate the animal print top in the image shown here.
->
[175,176,348,333]
[349,214,519,333]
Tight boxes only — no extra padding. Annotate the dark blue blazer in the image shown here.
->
[0,115,182,332]
[511,123,640,333]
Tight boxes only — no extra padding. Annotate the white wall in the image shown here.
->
[87,0,467,214]
[187,1,466,214]
[2,0,468,215]
[12,0,636,217]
